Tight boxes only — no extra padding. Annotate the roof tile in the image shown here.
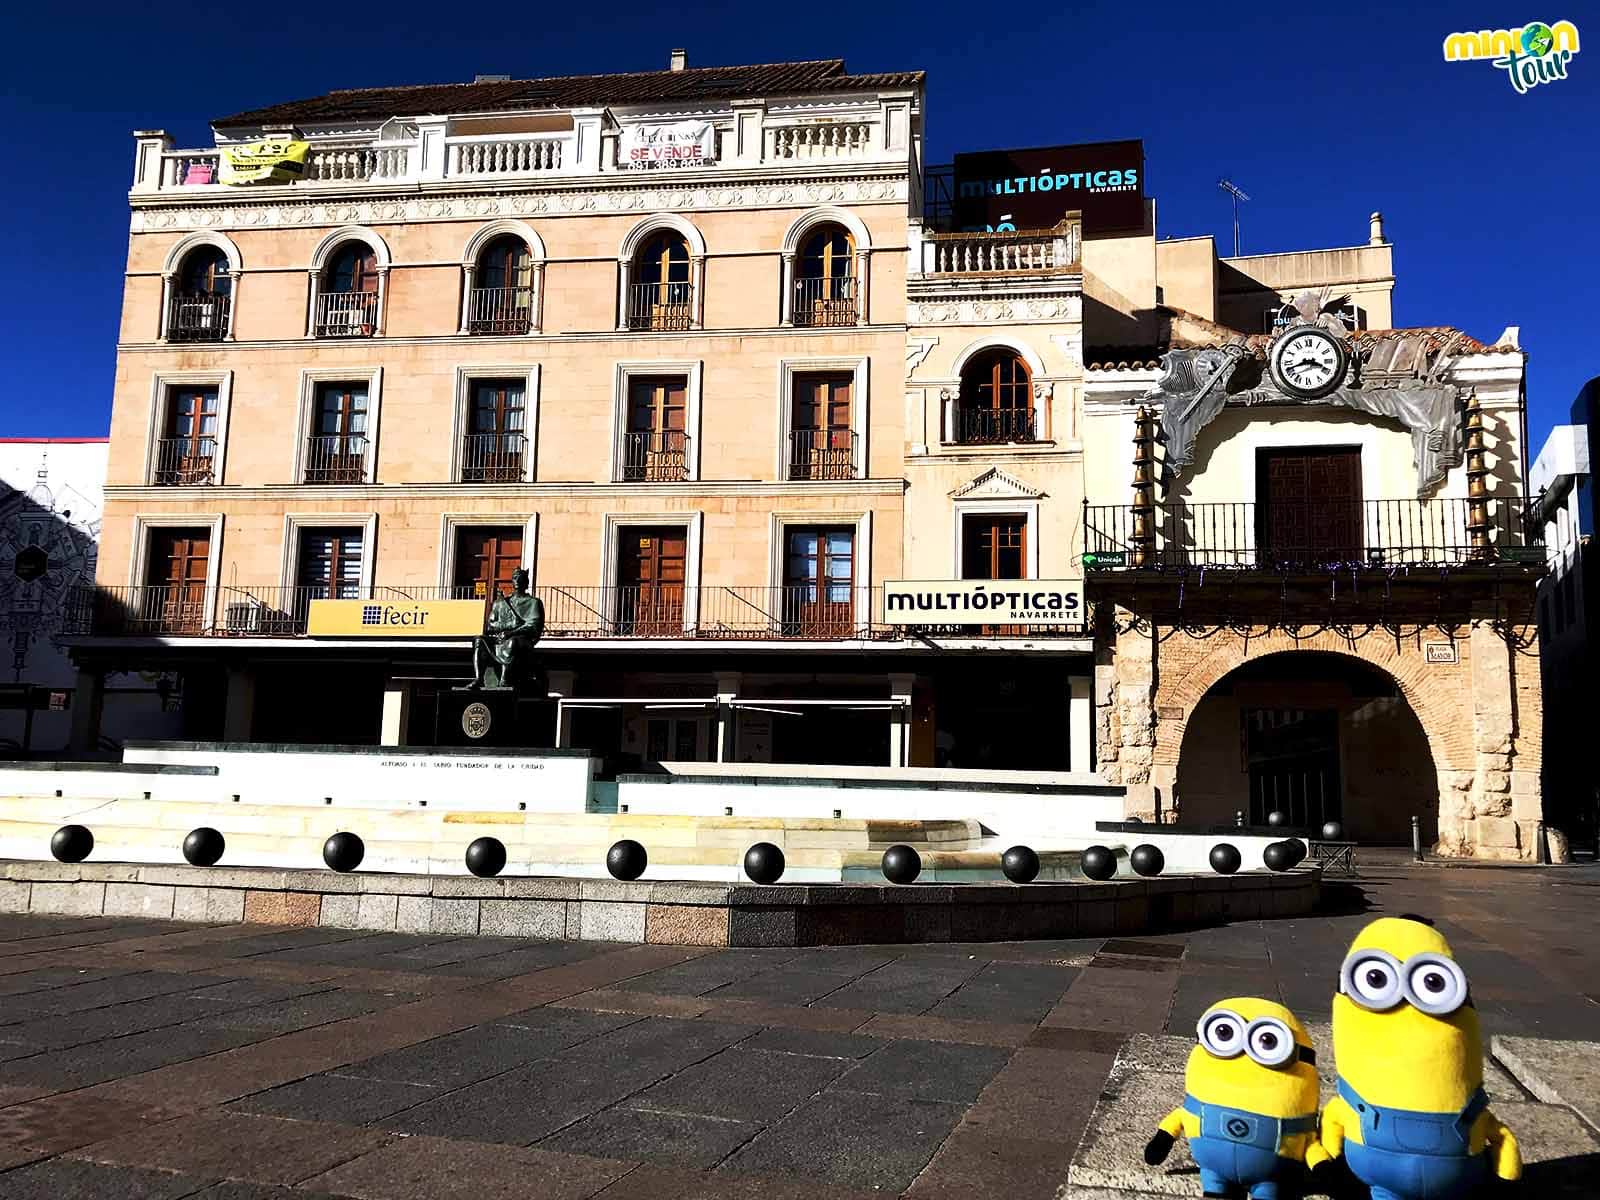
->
[214,58,921,127]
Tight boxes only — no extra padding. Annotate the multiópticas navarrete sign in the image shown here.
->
[882,580,1085,626]
[952,139,1145,232]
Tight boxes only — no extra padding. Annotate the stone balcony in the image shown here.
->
[130,104,914,200]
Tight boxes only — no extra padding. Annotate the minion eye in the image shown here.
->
[1341,949,1404,1010]
[1198,1010,1245,1057]
[1244,1017,1297,1068]
[1405,954,1468,1015]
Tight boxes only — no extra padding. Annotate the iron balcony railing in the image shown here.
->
[466,285,535,334]
[152,437,216,486]
[166,292,230,342]
[460,432,527,483]
[65,584,1089,641]
[620,431,690,482]
[787,430,858,481]
[314,290,379,337]
[303,435,369,484]
[1082,498,1539,570]
[951,406,1037,445]
[625,281,693,331]
[791,275,858,327]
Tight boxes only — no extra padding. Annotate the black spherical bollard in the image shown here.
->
[322,831,365,873]
[881,844,922,884]
[465,836,507,878]
[182,827,225,867]
[50,824,93,864]
[1130,843,1165,877]
[1262,841,1294,872]
[1282,838,1308,867]
[1321,821,1345,841]
[606,839,647,881]
[1266,810,1288,828]
[1080,844,1117,881]
[743,842,786,884]
[1208,843,1243,875]
[1001,845,1040,884]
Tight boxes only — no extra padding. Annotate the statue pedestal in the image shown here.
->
[444,688,555,747]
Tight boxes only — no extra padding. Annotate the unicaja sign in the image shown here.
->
[1443,20,1579,92]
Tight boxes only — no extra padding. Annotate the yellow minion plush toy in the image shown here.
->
[1311,915,1521,1200]
[1144,997,1320,1199]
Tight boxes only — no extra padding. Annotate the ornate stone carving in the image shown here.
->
[1145,329,1468,496]
[130,174,909,234]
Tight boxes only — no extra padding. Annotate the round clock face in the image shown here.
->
[1271,326,1347,399]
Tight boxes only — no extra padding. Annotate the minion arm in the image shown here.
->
[1313,1097,1351,1165]
[1479,1112,1522,1182]
[1157,1107,1189,1139]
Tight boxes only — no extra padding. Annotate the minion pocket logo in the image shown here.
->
[1444,20,1580,92]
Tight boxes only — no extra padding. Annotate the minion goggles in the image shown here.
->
[1338,949,1471,1015]
[1197,1009,1316,1068]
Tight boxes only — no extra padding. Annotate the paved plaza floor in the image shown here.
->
[0,863,1596,1199]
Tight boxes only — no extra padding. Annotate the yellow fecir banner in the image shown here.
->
[219,140,309,185]
[306,599,486,638]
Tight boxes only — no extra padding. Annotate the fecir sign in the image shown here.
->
[883,580,1084,626]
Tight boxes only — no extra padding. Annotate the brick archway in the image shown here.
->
[1153,631,1473,776]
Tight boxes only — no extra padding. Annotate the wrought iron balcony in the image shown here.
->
[791,275,858,327]
[166,292,230,342]
[66,583,1089,641]
[625,282,693,332]
[620,431,690,482]
[787,430,858,481]
[466,285,535,334]
[1082,498,1540,571]
[303,434,369,484]
[948,406,1037,446]
[152,437,216,486]
[460,432,527,483]
[314,290,379,337]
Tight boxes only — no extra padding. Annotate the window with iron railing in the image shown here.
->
[461,378,527,482]
[168,247,231,342]
[155,386,218,485]
[469,236,535,334]
[792,224,857,327]
[316,242,380,337]
[305,383,369,483]
[623,375,689,481]
[627,231,693,331]
[952,349,1038,444]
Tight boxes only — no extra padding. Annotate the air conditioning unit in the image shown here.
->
[224,598,264,633]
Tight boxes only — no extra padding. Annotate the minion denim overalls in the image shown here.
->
[1184,1093,1315,1199]
[1337,1078,1491,1200]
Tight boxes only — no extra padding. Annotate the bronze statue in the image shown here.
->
[469,568,544,692]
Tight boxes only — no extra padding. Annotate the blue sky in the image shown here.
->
[2,1,1595,451]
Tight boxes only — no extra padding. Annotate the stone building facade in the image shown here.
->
[66,53,1545,853]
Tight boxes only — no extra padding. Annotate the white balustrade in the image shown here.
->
[921,226,1081,275]
[449,138,564,176]
[304,144,410,182]
[161,151,221,186]
[767,122,872,160]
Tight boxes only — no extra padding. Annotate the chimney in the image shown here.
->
[1369,211,1386,246]
[669,48,687,72]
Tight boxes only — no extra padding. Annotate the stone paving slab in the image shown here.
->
[1493,1036,1600,1130]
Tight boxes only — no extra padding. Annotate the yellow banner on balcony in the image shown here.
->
[219,140,309,185]
[306,599,486,638]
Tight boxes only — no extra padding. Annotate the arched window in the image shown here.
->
[627,230,692,331]
[958,349,1034,444]
[317,242,380,337]
[794,225,856,327]
[468,236,535,334]
[169,248,232,342]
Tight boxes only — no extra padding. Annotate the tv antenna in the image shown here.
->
[1218,178,1249,256]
